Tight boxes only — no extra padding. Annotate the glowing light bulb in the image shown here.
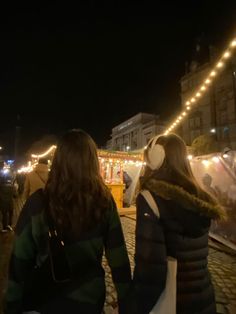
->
[210,71,216,77]
[186,101,190,106]
[201,85,206,91]
[205,79,211,84]
[191,98,196,103]
[202,160,210,167]
[231,39,236,47]
[196,92,201,97]
[216,61,223,68]
[212,156,220,163]
[223,51,230,58]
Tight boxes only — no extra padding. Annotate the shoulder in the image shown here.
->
[15,189,45,235]
[24,172,34,180]
[106,195,118,216]
[136,192,159,220]
[21,189,45,219]
[36,164,48,172]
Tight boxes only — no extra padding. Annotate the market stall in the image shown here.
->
[22,146,143,210]
[189,151,236,247]
[98,150,143,209]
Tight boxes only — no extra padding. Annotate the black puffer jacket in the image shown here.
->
[132,180,224,314]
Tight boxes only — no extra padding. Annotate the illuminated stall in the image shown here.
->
[23,146,143,210]
[189,151,236,247]
[98,150,143,209]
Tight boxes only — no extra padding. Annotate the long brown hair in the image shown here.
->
[44,129,111,235]
[142,133,214,202]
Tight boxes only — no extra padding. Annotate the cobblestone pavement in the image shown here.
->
[103,216,236,314]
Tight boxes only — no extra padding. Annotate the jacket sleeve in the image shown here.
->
[132,193,167,314]
[104,199,132,314]
[4,198,36,314]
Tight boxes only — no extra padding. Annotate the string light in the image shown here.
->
[164,33,236,134]
[202,160,210,167]
[212,156,220,163]
[31,145,57,158]
[223,51,230,58]
[231,39,236,47]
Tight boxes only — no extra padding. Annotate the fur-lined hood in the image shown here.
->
[142,179,226,220]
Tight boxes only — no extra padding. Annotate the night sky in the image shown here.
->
[0,1,236,158]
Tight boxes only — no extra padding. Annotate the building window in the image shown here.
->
[131,139,137,149]
[220,126,229,140]
[195,116,201,127]
[220,110,227,125]
[144,131,152,145]
[190,129,201,142]
[189,118,194,128]
[189,112,202,129]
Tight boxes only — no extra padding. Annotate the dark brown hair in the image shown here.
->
[44,129,111,235]
[142,133,214,202]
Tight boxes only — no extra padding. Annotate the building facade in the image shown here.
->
[180,50,236,150]
[107,112,165,151]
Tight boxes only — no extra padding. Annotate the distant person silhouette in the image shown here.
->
[0,161,14,232]
[202,173,218,198]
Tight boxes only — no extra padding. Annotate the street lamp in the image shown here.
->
[126,146,130,152]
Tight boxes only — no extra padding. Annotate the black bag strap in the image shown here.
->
[35,171,47,184]
[42,192,72,283]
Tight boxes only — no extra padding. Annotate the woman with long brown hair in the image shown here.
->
[132,133,225,314]
[5,129,131,314]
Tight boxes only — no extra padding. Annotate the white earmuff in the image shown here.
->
[146,136,165,170]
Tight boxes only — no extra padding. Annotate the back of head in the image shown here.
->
[49,129,100,185]
[38,157,48,165]
[141,133,224,224]
[144,133,189,174]
[143,133,210,199]
[45,129,110,235]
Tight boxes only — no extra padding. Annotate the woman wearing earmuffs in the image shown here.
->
[131,133,225,314]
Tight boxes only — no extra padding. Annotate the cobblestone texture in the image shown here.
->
[103,216,236,314]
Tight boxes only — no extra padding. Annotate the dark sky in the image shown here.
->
[0,1,236,157]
